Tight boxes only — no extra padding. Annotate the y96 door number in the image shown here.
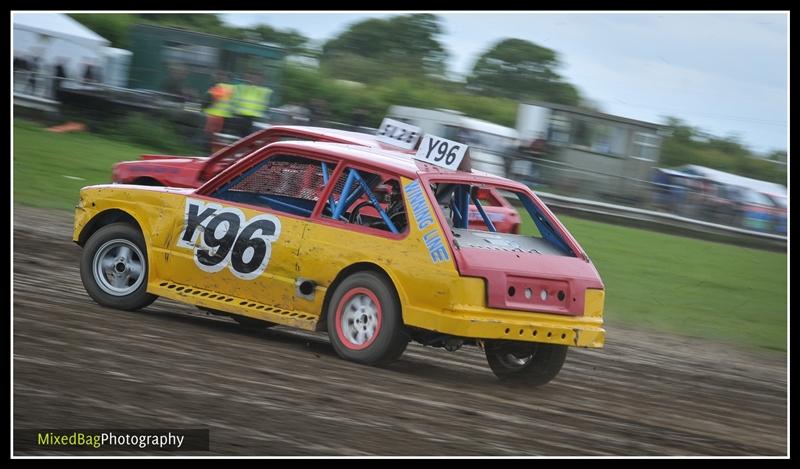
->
[177,199,282,280]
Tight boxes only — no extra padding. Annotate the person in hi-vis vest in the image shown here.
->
[231,72,273,137]
[203,71,234,152]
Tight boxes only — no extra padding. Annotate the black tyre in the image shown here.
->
[326,271,408,365]
[485,341,568,386]
[79,222,157,311]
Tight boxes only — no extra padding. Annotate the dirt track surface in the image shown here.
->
[13,206,787,456]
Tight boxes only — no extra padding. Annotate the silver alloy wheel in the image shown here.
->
[340,293,379,346]
[92,239,146,296]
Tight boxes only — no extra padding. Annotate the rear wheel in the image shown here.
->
[485,341,568,386]
[326,271,408,365]
[80,223,157,311]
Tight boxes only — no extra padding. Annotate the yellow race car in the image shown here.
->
[74,132,605,386]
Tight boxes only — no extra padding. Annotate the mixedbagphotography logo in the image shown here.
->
[14,429,210,452]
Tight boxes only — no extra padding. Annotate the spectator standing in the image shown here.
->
[82,59,102,84]
[231,72,272,137]
[53,58,69,101]
[203,71,235,152]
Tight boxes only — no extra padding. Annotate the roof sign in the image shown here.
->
[375,118,422,150]
[414,135,469,171]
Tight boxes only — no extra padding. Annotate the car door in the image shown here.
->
[293,164,411,316]
[163,152,337,312]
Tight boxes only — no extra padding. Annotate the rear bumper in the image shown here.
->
[404,288,605,348]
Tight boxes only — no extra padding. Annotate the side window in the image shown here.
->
[207,135,322,182]
[548,113,571,145]
[213,135,274,171]
[632,132,660,160]
[213,154,335,217]
[214,134,319,173]
[321,167,407,235]
[591,124,627,156]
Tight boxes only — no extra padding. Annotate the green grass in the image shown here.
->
[523,215,787,351]
[13,119,164,210]
[13,118,787,350]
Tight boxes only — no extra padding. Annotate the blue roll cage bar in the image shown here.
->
[448,185,497,233]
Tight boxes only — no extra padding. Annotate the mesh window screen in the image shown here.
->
[229,155,325,202]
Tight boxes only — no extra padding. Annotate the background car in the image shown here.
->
[111,125,413,188]
[113,125,524,234]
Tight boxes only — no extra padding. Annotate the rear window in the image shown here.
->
[475,188,502,207]
[427,181,574,257]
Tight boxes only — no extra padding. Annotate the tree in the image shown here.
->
[69,14,137,49]
[71,14,250,47]
[659,117,786,185]
[320,14,448,82]
[766,150,787,164]
[467,38,580,106]
[247,24,309,56]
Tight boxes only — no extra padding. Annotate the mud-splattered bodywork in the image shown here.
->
[76,141,605,348]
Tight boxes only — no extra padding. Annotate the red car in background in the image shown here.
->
[112,125,522,234]
[112,126,408,188]
[468,187,522,234]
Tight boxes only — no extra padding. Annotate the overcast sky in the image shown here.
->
[223,12,788,154]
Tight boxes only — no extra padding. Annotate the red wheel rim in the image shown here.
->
[334,287,382,350]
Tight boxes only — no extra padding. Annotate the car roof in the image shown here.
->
[266,125,415,152]
[266,140,522,187]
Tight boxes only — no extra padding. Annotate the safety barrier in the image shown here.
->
[535,191,787,252]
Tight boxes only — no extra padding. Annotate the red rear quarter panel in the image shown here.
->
[112,158,205,187]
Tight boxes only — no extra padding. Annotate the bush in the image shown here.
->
[94,112,201,155]
[281,64,518,129]
[661,119,787,185]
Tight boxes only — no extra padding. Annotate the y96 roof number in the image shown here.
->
[414,135,469,171]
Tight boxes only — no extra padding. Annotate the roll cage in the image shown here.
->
[208,151,406,235]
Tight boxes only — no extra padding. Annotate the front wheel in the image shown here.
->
[326,271,408,366]
[485,341,568,386]
[79,222,157,311]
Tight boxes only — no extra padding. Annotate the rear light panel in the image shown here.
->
[502,276,573,315]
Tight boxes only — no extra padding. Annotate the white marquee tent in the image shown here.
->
[13,13,130,88]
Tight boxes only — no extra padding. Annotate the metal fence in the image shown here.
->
[507,152,785,236]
